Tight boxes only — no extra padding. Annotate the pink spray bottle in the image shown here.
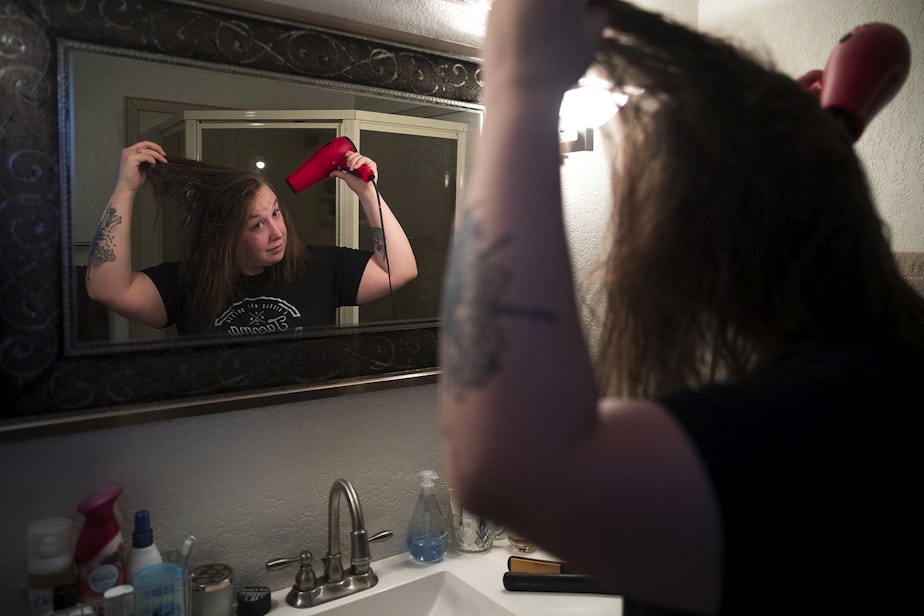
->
[74,485,126,603]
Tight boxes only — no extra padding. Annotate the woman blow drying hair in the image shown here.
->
[85,142,417,336]
[440,1,922,614]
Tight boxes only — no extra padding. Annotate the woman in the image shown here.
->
[440,1,922,614]
[86,141,417,336]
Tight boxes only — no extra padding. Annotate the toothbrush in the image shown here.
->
[180,535,196,573]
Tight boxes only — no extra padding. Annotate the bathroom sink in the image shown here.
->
[269,548,621,615]
[314,570,515,616]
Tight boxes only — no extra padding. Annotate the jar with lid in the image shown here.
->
[191,563,233,616]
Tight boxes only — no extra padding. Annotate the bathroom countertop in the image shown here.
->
[267,540,622,615]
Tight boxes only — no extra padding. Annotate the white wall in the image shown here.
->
[2,0,920,610]
[214,0,491,55]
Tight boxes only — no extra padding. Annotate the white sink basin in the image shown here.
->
[316,571,515,616]
[269,545,621,615]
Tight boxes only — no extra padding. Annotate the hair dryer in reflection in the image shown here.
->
[798,22,910,141]
[285,136,375,193]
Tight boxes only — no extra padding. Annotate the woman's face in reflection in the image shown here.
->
[238,184,287,276]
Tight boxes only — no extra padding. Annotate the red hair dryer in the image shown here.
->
[798,23,910,141]
[285,136,375,193]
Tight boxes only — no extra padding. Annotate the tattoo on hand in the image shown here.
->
[440,208,556,401]
[87,204,121,270]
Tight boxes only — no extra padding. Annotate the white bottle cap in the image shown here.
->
[104,584,135,616]
[27,517,74,575]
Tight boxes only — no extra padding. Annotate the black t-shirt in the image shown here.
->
[623,344,919,616]
[143,245,372,336]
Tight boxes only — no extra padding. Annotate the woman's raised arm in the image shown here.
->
[85,141,170,328]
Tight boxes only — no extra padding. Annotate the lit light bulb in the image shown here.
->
[559,78,618,131]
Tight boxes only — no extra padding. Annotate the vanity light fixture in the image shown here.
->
[559,77,635,154]
[559,127,594,155]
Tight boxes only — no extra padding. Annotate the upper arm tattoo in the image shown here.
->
[87,204,122,269]
[440,207,556,401]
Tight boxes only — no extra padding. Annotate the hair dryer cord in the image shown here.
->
[372,178,397,321]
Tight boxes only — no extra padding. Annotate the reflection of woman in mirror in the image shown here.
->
[441,1,923,615]
[85,141,417,335]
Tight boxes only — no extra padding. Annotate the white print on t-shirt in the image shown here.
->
[214,296,302,335]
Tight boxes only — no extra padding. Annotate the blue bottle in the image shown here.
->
[406,470,448,563]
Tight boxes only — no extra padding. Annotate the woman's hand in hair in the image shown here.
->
[116,141,168,194]
[484,0,608,101]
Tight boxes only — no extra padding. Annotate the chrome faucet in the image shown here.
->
[267,478,393,609]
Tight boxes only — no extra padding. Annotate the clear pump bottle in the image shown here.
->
[406,470,449,563]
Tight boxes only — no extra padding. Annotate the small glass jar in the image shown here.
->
[506,528,537,553]
[191,563,233,616]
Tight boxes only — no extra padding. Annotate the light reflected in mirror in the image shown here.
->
[67,45,482,348]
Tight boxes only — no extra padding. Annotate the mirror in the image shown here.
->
[68,48,478,344]
[0,0,482,437]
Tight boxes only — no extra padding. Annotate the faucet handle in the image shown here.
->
[369,530,393,543]
[266,550,318,591]
[266,550,308,571]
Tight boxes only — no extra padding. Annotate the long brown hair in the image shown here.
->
[589,1,924,396]
[144,158,306,321]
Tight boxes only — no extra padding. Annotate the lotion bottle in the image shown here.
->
[74,485,126,603]
[406,470,448,563]
[126,509,162,583]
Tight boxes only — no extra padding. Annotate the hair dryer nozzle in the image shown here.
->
[286,136,375,193]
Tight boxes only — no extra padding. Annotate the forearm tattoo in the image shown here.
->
[371,227,386,260]
[87,204,122,270]
[440,208,556,401]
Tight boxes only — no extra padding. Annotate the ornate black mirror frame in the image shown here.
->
[0,0,482,439]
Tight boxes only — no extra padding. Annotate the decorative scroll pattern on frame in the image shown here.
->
[33,0,483,102]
